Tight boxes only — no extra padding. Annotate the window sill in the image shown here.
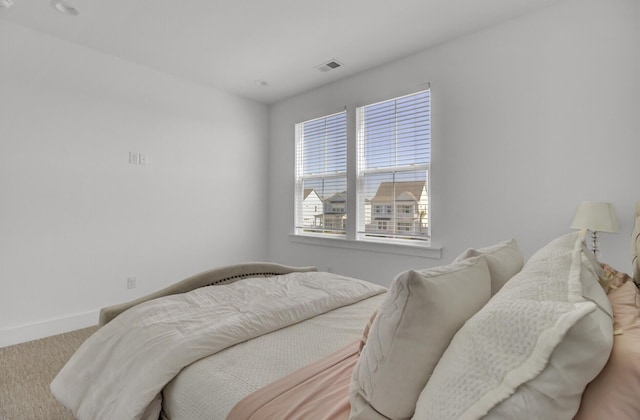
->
[289,234,442,259]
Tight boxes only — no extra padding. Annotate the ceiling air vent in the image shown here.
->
[316,60,343,73]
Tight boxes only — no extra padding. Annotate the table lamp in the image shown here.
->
[570,201,619,255]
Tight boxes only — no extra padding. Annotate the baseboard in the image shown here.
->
[0,310,99,348]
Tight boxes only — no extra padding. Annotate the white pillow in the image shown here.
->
[454,238,523,295]
[413,231,613,420]
[350,256,491,420]
[526,230,592,264]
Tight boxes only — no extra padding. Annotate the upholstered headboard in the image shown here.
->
[98,262,318,326]
[632,202,640,282]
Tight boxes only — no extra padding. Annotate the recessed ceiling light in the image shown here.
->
[0,0,14,9]
[50,0,79,16]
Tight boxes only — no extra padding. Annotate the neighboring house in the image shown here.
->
[365,181,429,239]
[316,191,347,232]
[302,189,323,227]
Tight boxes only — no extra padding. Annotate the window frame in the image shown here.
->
[292,87,439,258]
[356,89,431,244]
[294,110,347,237]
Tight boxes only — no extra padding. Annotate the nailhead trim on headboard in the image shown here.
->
[205,272,281,287]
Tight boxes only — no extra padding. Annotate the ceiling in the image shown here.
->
[0,0,563,104]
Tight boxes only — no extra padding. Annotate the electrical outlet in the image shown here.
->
[127,276,137,289]
[139,153,148,165]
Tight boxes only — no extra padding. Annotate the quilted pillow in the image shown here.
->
[527,230,578,263]
[454,238,524,295]
[574,280,640,420]
[350,256,491,420]
[413,231,613,420]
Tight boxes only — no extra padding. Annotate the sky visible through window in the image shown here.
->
[300,111,347,204]
[359,90,430,201]
[302,113,346,177]
[361,91,430,170]
[300,90,430,200]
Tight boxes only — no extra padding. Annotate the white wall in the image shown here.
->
[268,0,640,285]
[0,22,269,346]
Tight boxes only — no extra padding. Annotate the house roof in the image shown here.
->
[325,191,347,203]
[304,189,321,200]
[371,181,426,203]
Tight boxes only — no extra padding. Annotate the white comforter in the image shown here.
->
[50,272,386,420]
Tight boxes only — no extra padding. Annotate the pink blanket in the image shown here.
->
[227,341,359,420]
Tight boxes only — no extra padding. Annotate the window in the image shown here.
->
[295,111,347,235]
[294,88,431,247]
[357,90,430,242]
[397,204,413,214]
[397,222,411,231]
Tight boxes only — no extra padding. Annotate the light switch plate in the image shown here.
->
[129,152,139,164]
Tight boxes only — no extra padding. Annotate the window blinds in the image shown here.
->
[357,89,431,241]
[295,111,347,235]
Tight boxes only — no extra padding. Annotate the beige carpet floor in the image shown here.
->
[0,326,98,420]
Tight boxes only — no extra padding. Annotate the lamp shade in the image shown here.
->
[570,201,620,233]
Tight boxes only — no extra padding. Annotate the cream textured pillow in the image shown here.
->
[350,256,491,420]
[454,238,523,295]
[413,231,613,420]
[527,230,578,263]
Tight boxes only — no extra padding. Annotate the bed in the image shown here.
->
[51,206,640,420]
